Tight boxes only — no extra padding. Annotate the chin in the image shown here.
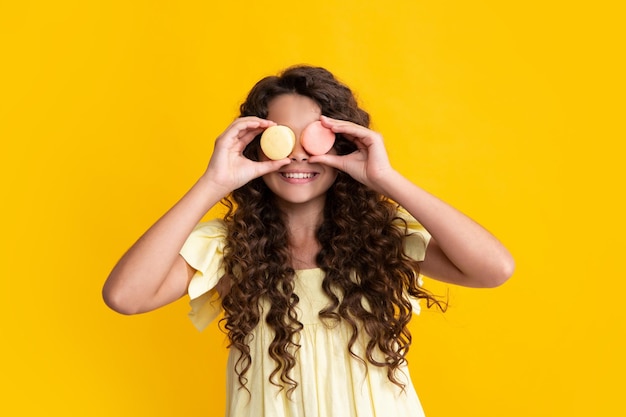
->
[273,192,328,206]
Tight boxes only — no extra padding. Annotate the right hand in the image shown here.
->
[202,117,291,194]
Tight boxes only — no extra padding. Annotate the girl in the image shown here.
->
[103,65,514,417]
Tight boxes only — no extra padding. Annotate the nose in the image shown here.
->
[289,137,309,161]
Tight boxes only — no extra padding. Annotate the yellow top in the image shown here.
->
[180,210,430,417]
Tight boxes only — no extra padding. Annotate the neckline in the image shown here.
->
[295,267,322,273]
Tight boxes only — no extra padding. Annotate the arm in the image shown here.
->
[377,173,514,287]
[311,116,515,288]
[103,117,290,314]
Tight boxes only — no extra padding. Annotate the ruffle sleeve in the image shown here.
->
[179,219,227,331]
[393,208,432,315]
[394,207,431,262]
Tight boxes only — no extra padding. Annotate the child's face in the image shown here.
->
[261,94,338,207]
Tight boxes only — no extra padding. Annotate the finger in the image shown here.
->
[234,119,274,138]
[320,115,374,143]
[229,119,276,147]
[235,116,275,126]
[253,158,292,177]
[238,128,264,145]
[308,154,348,171]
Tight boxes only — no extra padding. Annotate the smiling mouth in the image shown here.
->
[281,172,317,179]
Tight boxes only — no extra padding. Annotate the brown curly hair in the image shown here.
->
[219,65,442,395]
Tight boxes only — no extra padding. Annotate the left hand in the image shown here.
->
[308,115,395,193]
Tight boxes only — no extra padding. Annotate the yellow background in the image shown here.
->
[2,1,624,416]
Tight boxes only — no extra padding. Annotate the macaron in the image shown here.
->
[260,125,296,160]
[300,120,335,155]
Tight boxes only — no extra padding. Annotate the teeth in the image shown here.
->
[282,172,315,179]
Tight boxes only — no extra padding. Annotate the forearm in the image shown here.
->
[102,175,228,313]
[380,170,515,287]
[313,116,514,287]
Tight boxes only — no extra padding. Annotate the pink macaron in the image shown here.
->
[300,121,335,156]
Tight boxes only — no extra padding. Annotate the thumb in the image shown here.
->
[254,159,292,177]
[309,154,346,171]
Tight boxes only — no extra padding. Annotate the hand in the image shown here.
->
[309,115,396,194]
[203,117,291,194]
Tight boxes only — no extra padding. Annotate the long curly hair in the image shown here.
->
[219,65,442,395]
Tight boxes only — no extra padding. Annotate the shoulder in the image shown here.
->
[394,207,431,261]
[393,207,428,234]
[180,218,228,276]
[190,218,227,236]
